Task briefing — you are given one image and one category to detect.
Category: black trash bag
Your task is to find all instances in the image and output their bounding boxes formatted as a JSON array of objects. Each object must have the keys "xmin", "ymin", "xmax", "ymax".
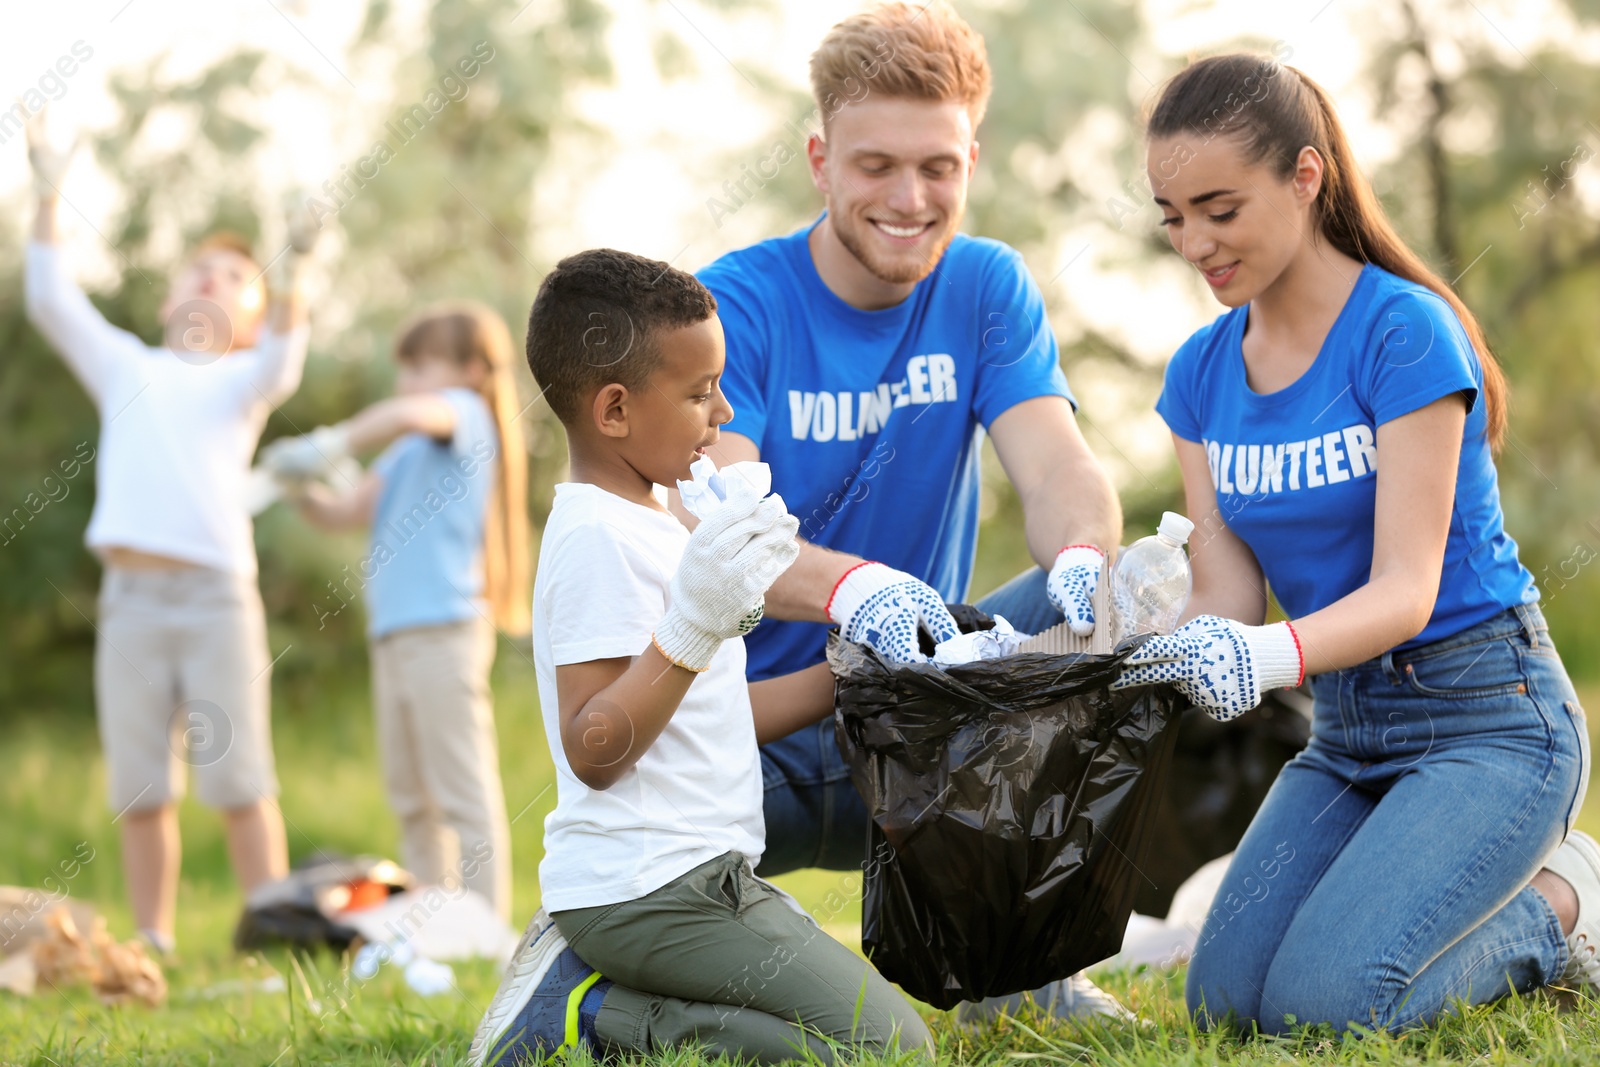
[
  {"xmin": 830, "ymin": 605, "xmax": 1183, "ymax": 1009},
  {"xmin": 1130, "ymin": 686, "xmax": 1312, "ymax": 917},
  {"xmin": 234, "ymin": 853, "xmax": 413, "ymax": 952}
]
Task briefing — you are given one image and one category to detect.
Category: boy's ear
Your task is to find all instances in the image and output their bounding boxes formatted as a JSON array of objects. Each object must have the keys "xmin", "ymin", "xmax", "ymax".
[{"xmin": 592, "ymin": 382, "xmax": 631, "ymax": 439}]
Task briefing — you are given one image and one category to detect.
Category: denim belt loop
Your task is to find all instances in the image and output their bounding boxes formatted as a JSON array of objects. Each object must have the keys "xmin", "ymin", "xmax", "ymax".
[
  {"xmin": 1514, "ymin": 603, "xmax": 1541, "ymax": 648},
  {"xmin": 1380, "ymin": 648, "xmax": 1402, "ymax": 685}
]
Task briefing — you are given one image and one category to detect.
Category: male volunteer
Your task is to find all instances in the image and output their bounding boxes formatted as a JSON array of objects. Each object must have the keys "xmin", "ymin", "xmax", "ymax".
[{"xmin": 690, "ymin": 1, "xmax": 1127, "ymax": 1021}]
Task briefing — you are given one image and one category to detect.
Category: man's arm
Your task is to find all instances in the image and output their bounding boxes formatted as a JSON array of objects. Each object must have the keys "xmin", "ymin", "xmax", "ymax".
[
  {"xmin": 986, "ymin": 395, "xmax": 1122, "ymax": 567},
  {"xmin": 748, "ymin": 663, "xmax": 835, "ymax": 744},
  {"xmin": 669, "ymin": 430, "xmax": 857, "ymax": 623}
]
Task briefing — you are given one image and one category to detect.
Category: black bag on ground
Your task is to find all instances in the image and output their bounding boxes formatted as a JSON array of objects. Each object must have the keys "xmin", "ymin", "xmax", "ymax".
[
  {"xmin": 1130, "ymin": 687, "xmax": 1312, "ymax": 916},
  {"xmin": 233, "ymin": 853, "xmax": 413, "ymax": 952},
  {"xmin": 830, "ymin": 605, "xmax": 1183, "ymax": 1009}
]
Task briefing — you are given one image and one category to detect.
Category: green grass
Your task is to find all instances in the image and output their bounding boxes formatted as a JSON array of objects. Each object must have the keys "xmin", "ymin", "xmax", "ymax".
[{"xmin": 3, "ymin": 654, "xmax": 1599, "ymax": 1064}]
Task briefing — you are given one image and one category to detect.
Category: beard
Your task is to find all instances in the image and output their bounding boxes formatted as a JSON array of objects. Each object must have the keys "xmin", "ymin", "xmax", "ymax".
[{"xmin": 831, "ymin": 204, "xmax": 964, "ymax": 286}]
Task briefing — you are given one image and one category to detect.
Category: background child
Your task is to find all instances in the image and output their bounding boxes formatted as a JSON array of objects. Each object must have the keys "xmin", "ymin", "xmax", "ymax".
[
  {"xmin": 471, "ymin": 248, "xmax": 930, "ymax": 1066},
  {"xmin": 267, "ymin": 301, "xmax": 528, "ymax": 920},
  {"xmin": 23, "ymin": 112, "xmax": 315, "ymax": 955}
]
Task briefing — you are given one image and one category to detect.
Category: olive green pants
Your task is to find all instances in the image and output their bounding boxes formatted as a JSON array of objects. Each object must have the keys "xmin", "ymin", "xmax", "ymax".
[{"xmin": 552, "ymin": 851, "xmax": 931, "ymax": 1064}]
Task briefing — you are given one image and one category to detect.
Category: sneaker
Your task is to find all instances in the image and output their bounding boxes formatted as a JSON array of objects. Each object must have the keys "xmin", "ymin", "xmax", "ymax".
[
  {"xmin": 954, "ymin": 971, "xmax": 1135, "ymax": 1027},
  {"xmin": 1545, "ymin": 830, "xmax": 1600, "ymax": 990},
  {"xmin": 469, "ymin": 909, "xmax": 607, "ymax": 1065},
  {"xmin": 138, "ymin": 928, "xmax": 176, "ymax": 959}
]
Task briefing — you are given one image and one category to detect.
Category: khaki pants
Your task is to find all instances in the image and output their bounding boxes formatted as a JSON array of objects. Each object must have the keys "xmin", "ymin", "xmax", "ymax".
[
  {"xmin": 553, "ymin": 851, "xmax": 931, "ymax": 1064},
  {"xmin": 370, "ymin": 617, "xmax": 511, "ymax": 920},
  {"xmin": 95, "ymin": 565, "xmax": 278, "ymax": 813}
]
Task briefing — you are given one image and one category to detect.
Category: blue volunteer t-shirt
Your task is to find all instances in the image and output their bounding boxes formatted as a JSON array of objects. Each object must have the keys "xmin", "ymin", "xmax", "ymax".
[
  {"xmin": 365, "ymin": 387, "xmax": 500, "ymax": 638},
  {"xmin": 1156, "ymin": 264, "xmax": 1536, "ymax": 650},
  {"xmin": 699, "ymin": 215, "xmax": 1074, "ymax": 681}
]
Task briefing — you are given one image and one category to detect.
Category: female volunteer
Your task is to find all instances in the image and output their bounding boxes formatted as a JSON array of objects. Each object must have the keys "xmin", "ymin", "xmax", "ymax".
[{"xmin": 1113, "ymin": 53, "xmax": 1597, "ymax": 1032}]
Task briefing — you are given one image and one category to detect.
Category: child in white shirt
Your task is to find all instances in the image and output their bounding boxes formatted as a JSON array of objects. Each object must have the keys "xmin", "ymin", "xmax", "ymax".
[
  {"xmin": 23, "ymin": 113, "xmax": 314, "ymax": 954},
  {"xmin": 470, "ymin": 249, "xmax": 930, "ymax": 1065}
]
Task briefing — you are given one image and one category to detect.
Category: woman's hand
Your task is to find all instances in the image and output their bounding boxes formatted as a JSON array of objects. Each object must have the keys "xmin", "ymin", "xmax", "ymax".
[{"xmin": 1113, "ymin": 615, "xmax": 1304, "ymax": 720}]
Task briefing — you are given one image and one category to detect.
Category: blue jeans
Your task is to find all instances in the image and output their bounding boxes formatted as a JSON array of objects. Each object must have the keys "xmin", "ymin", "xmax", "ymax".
[
  {"xmin": 756, "ymin": 566, "xmax": 1057, "ymax": 876},
  {"xmin": 1186, "ymin": 602, "xmax": 1591, "ymax": 1033}
]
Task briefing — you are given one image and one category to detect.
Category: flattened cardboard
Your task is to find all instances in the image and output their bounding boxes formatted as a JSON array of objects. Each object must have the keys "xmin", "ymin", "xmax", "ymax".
[{"xmin": 1015, "ymin": 559, "xmax": 1114, "ymax": 655}]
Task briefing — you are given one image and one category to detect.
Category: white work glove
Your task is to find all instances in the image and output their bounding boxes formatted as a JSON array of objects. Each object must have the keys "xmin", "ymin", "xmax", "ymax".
[
  {"xmin": 260, "ymin": 424, "xmax": 353, "ymax": 484},
  {"xmin": 1046, "ymin": 544, "xmax": 1104, "ymax": 637},
  {"xmin": 827, "ymin": 562, "xmax": 961, "ymax": 664},
  {"xmin": 1111, "ymin": 615, "xmax": 1304, "ymax": 721},
  {"xmin": 25, "ymin": 107, "xmax": 77, "ymax": 199},
  {"xmin": 653, "ymin": 495, "xmax": 800, "ymax": 672},
  {"xmin": 267, "ymin": 192, "xmax": 321, "ymax": 296}
]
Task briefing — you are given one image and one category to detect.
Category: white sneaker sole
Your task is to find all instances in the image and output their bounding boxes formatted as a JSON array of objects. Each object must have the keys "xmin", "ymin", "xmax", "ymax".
[
  {"xmin": 468, "ymin": 909, "xmax": 565, "ymax": 1066},
  {"xmin": 1550, "ymin": 831, "xmax": 1600, "ymax": 989}
]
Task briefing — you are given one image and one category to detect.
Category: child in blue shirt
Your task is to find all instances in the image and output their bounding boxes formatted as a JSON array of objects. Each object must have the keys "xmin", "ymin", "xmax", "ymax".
[
  {"xmin": 1114, "ymin": 53, "xmax": 1597, "ymax": 1033},
  {"xmin": 269, "ymin": 301, "xmax": 529, "ymax": 920}
]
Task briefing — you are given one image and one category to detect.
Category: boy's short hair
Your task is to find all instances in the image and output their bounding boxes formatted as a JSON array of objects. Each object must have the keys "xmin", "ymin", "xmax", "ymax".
[
  {"xmin": 526, "ymin": 249, "xmax": 718, "ymax": 425},
  {"xmin": 810, "ymin": 1, "xmax": 992, "ymax": 129},
  {"xmin": 189, "ymin": 230, "xmax": 260, "ymax": 270}
]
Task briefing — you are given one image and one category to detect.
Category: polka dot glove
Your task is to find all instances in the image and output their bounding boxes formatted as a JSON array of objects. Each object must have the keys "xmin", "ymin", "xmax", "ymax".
[
  {"xmin": 827, "ymin": 562, "xmax": 961, "ymax": 664},
  {"xmin": 1111, "ymin": 615, "xmax": 1304, "ymax": 721},
  {"xmin": 653, "ymin": 494, "xmax": 800, "ymax": 672},
  {"xmin": 1046, "ymin": 545, "xmax": 1104, "ymax": 637}
]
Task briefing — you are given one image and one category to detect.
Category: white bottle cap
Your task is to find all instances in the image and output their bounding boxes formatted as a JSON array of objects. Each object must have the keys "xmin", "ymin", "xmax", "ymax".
[{"xmin": 1158, "ymin": 511, "xmax": 1195, "ymax": 545}]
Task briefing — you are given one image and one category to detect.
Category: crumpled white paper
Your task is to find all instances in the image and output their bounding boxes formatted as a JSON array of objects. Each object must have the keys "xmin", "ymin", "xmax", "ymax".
[
  {"xmin": 676, "ymin": 455, "xmax": 773, "ymax": 520},
  {"xmin": 931, "ymin": 614, "xmax": 1028, "ymax": 668},
  {"xmin": 349, "ymin": 937, "xmax": 458, "ymax": 996},
  {"xmin": 340, "ymin": 887, "xmax": 518, "ymax": 963}
]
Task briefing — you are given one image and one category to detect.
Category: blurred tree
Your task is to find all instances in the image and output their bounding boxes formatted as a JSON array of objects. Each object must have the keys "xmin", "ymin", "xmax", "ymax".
[
  {"xmin": 0, "ymin": 0, "xmax": 747, "ymax": 713},
  {"xmin": 0, "ymin": 0, "xmax": 790, "ymax": 714},
  {"xmin": 1361, "ymin": 0, "xmax": 1600, "ymax": 671}
]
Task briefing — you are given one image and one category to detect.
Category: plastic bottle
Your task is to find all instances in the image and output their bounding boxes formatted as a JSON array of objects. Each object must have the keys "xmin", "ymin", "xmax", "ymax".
[{"xmin": 1109, "ymin": 511, "xmax": 1194, "ymax": 644}]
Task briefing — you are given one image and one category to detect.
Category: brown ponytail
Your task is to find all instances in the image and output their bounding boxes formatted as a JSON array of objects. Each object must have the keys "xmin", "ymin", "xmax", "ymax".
[
  {"xmin": 1148, "ymin": 55, "xmax": 1508, "ymax": 449},
  {"xmin": 396, "ymin": 301, "xmax": 532, "ymax": 635}
]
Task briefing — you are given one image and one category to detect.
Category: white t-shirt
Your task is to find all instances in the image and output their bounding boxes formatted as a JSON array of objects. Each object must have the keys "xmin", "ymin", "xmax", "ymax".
[
  {"xmin": 533, "ymin": 481, "xmax": 764, "ymax": 913},
  {"xmin": 25, "ymin": 243, "xmax": 310, "ymax": 576}
]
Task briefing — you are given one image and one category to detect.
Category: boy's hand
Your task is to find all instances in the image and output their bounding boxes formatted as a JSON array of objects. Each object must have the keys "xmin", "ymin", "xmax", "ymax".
[
  {"xmin": 653, "ymin": 494, "xmax": 800, "ymax": 672},
  {"xmin": 267, "ymin": 192, "xmax": 321, "ymax": 297},
  {"xmin": 284, "ymin": 192, "xmax": 321, "ymax": 255},
  {"xmin": 25, "ymin": 106, "xmax": 76, "ymax": 199}
]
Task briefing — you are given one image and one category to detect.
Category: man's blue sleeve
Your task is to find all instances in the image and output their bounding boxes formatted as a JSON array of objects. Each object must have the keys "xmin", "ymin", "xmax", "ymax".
[
  {"xmin": 699, "ymin": 262, "xmax": 772, "ymax": 445},
  {"xmin": 971, "ymin": 245, "xmax": 1075, "ymax": 428}
]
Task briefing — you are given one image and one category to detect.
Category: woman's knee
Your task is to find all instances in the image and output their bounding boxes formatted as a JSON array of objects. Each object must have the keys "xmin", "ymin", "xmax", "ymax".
[
  {"xmin": 1185, "ymin": 969, "xmax": 1261, "ymax": 1032},
  {"xmin": 1257, "ymin": 960, "xmax": 1385, "ymax": 1035}
]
